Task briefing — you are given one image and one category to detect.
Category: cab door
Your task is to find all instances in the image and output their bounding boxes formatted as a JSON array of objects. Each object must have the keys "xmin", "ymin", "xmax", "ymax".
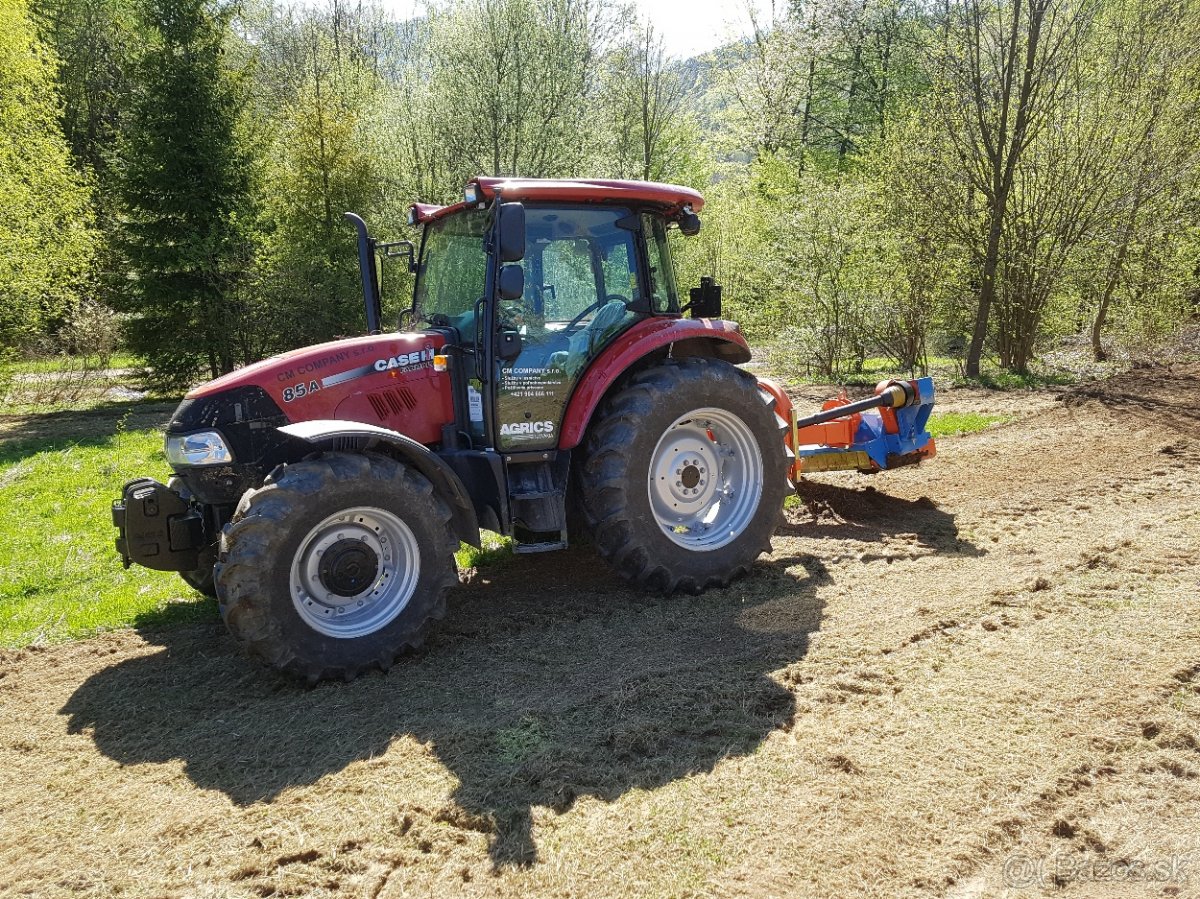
[{"xmin": 494, "ymin": 206, "xmax": 643, "ymax": 452}]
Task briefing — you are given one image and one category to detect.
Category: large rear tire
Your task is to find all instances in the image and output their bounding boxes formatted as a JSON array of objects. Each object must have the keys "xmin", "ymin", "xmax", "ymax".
[
  {"xmin": 580, "ymin": 357, "xmax": 788, "ymax": 594},
  {"xmin": 214, "ymin": 452, "xmax": 458, "ymax": 682}
]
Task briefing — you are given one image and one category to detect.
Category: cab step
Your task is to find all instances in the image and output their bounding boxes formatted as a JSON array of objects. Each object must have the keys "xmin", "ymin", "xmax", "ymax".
[{"xmin": 513, "ymin": 539, "xmax": 568, "ymax": 554}]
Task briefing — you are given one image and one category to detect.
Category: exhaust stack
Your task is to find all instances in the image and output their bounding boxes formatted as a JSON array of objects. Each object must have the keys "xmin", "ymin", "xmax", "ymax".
[{"xmin": 344, "ymin": 212, "xmax": 383, "ymax": 335}]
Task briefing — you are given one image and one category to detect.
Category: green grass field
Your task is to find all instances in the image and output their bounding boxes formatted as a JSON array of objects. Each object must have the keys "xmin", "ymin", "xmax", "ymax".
[
  {"xmin": 0, "ymin": 413, "xmax": 521, "ymax": 648},
  {"xmin": 0, "ymin": 424, "xmax": 215, "ymax": 648},
  {"xmin": 2, "ymin": 352, "xmax": 142, "ymax": 375},
  {"xmin": 926, "ymin": 411, "xmax": 1011, "ymax": 437}
]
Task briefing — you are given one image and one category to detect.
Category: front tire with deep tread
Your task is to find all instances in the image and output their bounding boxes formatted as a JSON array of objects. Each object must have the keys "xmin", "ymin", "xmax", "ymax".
[
  {"xmin": 580, "ymin": 357, "xmax": 788, "ymax": 594},
  {"xmin": 214, "ymin": 452, "xmax": 458, "ymax": 682}
]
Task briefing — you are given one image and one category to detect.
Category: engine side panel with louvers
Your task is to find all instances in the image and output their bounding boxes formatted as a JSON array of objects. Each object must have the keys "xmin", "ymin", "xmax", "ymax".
[{"xmin": 334, "ymin": 382, "xmax": 451, "ymax": 445}]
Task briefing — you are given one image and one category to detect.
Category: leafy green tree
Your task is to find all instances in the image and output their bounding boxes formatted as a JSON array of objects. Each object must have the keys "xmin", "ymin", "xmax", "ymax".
[
  {"xmin": 0, "ymin": 0, "xmax": 97, "ymax": 351},
  {"xmin": 425, "ymin": 0, "xmax": 610, "ymax": 179},
  {"xmin": 929, "ymin": 0, "xmax": 1098, "ymax": 377},
  {"xmin": 35, "ymin": 0, "xmax": 140, "ymax": 315},
  {"xmin": 118, "ymin": 0, "xmax": 258, "ymax": 389},
  {"xmin": 1083, "ymin": 0, "xmax": 1200, "ymax": 360},
  {"xmin": 262, "ymin": 63, "xmax": 381, "ymax": 346},
  {"xmin": 600, "ymin": 22, "xmax": 693, "ymax": 182},
  {"xmin": 34, "ymin": 0, "xmax": 137, "ymax": 187},
  {"xmin": 251, "ymin": 2, "xmax": 398, "ymax": 347}
]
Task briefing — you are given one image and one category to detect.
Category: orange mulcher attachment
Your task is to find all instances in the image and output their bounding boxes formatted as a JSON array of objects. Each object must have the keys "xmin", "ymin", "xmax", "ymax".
[{"xmin": 758, "ymin": 377, "xmax": 937, "ymax": 485}]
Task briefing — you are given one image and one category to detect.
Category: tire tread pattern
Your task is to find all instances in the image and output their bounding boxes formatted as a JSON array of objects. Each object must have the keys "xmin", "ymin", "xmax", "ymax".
[
  {"xmin": 215, "ymin": 452, "xmax": 458, "ymax": 683},
  {"xmin": 580, "ymin": 357, "xmax": 786, "ymax": 596}
]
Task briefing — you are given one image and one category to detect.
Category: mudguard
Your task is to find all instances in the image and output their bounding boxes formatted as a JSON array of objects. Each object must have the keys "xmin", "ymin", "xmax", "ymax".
[
  {"xmin": 557, "ymin": 317, "xmax": 751, "ymax": 450},
  {"xmin": 279, "ymin": 420, "xmax": 480, "ymax": 547}
]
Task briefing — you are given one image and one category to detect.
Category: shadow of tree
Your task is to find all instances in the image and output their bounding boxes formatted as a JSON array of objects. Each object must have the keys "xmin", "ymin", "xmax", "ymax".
[
  {"xmin": 61, "ymin": 548, "xmax": 827, "ymax": 868},
  {"xmin": 1062, "ymin": 364, "xmax": 1200, "ymax": 438},
  {"xmin": 0, "ymin": 399, "xmax": 176, "ymax": 462},
  {"xmin": 780, "ymin": 482, "xmax": 985, "ymax": 557}
]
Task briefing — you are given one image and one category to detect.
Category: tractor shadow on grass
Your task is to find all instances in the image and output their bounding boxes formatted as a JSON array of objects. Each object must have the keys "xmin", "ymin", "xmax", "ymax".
[
  {"xmin": 779, "ymin": 481, "xmax": 984, "ymax": 557},
  {"xmin": 61, "ymin": 549, "xmax": 828, "ymax": 868}
]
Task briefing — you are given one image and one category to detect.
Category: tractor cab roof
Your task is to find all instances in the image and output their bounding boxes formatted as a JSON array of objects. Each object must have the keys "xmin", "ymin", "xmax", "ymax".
[{"xmin": 409, "ymin": 177, "xmax": 705, "ymax": 225}]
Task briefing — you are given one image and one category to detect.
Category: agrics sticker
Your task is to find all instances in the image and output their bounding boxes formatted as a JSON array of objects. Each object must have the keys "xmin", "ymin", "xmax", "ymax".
[{"xmin": 500, "ymin": 420, "xmax": 555, "ymax": 437}]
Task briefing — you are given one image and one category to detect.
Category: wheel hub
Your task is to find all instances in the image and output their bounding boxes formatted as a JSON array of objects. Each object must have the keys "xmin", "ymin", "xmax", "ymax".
[
  {"xmin": 654, "ymin": 441, "xmax": 715, "ymax": 510},
  {"xmin": 647, "ymin": 408, "xmax": 764, "ymax": 552},
  {"xmin": 317, "ymin": 538, "xmax": 380, "ymax": 597},
  {"xmin": 289, "ymin": 507, "xmax": 421, "ymax": 639}
]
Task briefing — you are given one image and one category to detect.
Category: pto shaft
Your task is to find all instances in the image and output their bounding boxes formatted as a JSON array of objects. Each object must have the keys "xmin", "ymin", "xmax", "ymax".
[{"xmin": 792, "ymin": 382, "xmax": 914, "ymax": 431}]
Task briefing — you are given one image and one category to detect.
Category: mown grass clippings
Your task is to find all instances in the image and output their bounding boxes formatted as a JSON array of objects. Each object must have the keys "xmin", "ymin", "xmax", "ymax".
[{"xmin": 2, "ymin": 363, "xmax": 1200, "ymax": 898}]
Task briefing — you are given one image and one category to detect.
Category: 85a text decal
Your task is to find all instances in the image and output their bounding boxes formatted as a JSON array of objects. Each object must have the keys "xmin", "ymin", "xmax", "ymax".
[{"xmin": 282, "ymin": 380, "xmax": 321, "ymax": 403}]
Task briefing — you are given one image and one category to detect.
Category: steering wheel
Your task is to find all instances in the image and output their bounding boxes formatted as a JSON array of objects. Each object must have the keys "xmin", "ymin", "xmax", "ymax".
[{"xmin": 563, "ymin": 294, "xmax": 630, "ymax": 333}]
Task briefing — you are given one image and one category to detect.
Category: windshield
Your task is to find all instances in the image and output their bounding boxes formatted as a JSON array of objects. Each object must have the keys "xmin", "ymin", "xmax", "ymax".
[{"xmin": 413, "ymin": 209, "xmax": 487, "ymax": 324}]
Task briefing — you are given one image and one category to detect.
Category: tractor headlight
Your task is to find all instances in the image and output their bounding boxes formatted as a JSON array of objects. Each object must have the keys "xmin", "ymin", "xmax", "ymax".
[
  {"xmin": 464, "ymin": 182, "xmax": 481, "ymax": 205},
  {"xmin": 165, "ymin": 430, "xmax": 232, "ymax": 467}
]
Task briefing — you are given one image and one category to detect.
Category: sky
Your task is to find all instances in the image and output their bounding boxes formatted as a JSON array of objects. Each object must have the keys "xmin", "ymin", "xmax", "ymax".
[{"xmin": 373, "ymin": 0, "xmax": 766, "ymax": 59}]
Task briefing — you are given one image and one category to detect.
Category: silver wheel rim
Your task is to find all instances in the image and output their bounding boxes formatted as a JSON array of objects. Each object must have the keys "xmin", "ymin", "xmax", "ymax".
[
  {"xmin": 289, "ymin": 506, "xmax": 420, "ymax": 639},
  {"xmin": 648, "ymin": 406, "xmax": 764, "ymax": 551}
]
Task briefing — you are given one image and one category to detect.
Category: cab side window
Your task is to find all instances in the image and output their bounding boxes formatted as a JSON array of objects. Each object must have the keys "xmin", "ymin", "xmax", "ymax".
[
  {"xmin": 540, "ymin": 239, "xmax": 596, "ymax": 321},
  {"xmin": 642, "ymin": 214, "xmax": 679, "ymax": 314}
]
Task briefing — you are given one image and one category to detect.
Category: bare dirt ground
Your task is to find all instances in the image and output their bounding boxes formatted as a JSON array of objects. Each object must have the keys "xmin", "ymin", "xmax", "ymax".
[{"xmin": 2, "ymin": 365, "xmax": 1199, "ymax": 899}]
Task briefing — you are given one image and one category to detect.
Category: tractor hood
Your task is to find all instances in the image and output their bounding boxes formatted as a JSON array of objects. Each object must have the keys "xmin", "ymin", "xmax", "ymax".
[
  {"xmin": 166, "ymin": 331, "xmax": 456, "ymax": 506},
  {"xmin": 184, "ymin": 331, "xmax": 454, "ymax": 445},
  {"xmin": 188, "ymin": 332, "xmax": 445, "ymax": 402}
]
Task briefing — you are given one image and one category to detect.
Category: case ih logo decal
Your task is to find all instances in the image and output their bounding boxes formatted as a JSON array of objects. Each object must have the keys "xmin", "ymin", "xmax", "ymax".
[
  {"xmin": 277, "ymin": 345, "xmax": 436, "ymax": 402},
  {"xmin": 374, "ymin": 348, "xmax": 435, "ymax": 372},
  {"xmin": 500, "ymin": 420, "xmax": 555, "ymax": 437}
]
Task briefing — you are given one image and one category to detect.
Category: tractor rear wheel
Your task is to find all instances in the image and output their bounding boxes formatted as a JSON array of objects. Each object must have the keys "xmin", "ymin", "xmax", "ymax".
[
  {"xmin": 580, "ymin": 357, "xmax": 788, "ymax": 594},
  {"xmin": 214, "ymin": 452, "xmax": 458, "ymax": 682}
]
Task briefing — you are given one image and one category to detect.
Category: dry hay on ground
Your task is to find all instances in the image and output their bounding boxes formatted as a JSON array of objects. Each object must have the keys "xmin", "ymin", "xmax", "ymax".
[{"xmin": 2, "ymin": 365, "xmax": 1199, "ymax": 898}]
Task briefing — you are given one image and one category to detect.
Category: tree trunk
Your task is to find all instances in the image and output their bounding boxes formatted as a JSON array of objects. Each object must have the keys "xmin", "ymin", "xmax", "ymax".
[
  {"xmin": 966, "ymin": 200, "xmax": 1005, "ymax": 377},
  {"xmin": 1092, "ymin": 184, "xmax": 1142, "ymax": 361}
]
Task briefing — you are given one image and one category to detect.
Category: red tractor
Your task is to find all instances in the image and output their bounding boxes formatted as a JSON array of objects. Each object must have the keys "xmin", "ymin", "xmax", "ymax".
[{"xmin": 113, "ymin": 177, "xmax": 935, "ymax": 682}]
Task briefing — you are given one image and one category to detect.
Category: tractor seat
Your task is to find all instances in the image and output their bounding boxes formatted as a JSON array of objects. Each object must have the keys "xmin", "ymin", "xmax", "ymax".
[{"xmin": 547, "ymin": 300, "xmax": 631, "ymax": 378}]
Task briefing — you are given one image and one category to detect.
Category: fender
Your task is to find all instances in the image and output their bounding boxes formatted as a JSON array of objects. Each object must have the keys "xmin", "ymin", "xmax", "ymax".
[
  {"xmin": 557, "ymin": 317, "xmax": 751, "ymax": 450},
  {"xmin": 279, "ymin": 420, "xmax": 480, "ymax": 547}
]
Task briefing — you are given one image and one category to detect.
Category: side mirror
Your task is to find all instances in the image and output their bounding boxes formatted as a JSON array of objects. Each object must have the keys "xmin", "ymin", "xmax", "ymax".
[
  {"xmin": 498, "ymin": 202, "xmax": 525, "ymax": 262},
  {"xmin": 687, "ymin": 276, "xmax": 722, "ymax": 318},
  {"xmin": 498, "ymin": 263, "xmax": 524, "ymax": 300},
  {"xmin": 677, "ymin": 209, "xmax": 701, "ymax": 237}
]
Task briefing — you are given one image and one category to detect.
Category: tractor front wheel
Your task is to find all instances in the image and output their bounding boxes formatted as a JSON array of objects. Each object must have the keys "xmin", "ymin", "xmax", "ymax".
[
  {"xmin": 214, "ymin": 452, "xmax": 458, "ymax": 682},
  {"xmin": 580, "ymin": 357, "xmax": 788, "ymax": 594}
]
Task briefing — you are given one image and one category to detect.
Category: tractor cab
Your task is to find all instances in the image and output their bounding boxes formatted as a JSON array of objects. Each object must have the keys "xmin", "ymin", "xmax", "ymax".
[{"xmin": 396, "ymin": 178, "xmax": 708, "ymax": 457}]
